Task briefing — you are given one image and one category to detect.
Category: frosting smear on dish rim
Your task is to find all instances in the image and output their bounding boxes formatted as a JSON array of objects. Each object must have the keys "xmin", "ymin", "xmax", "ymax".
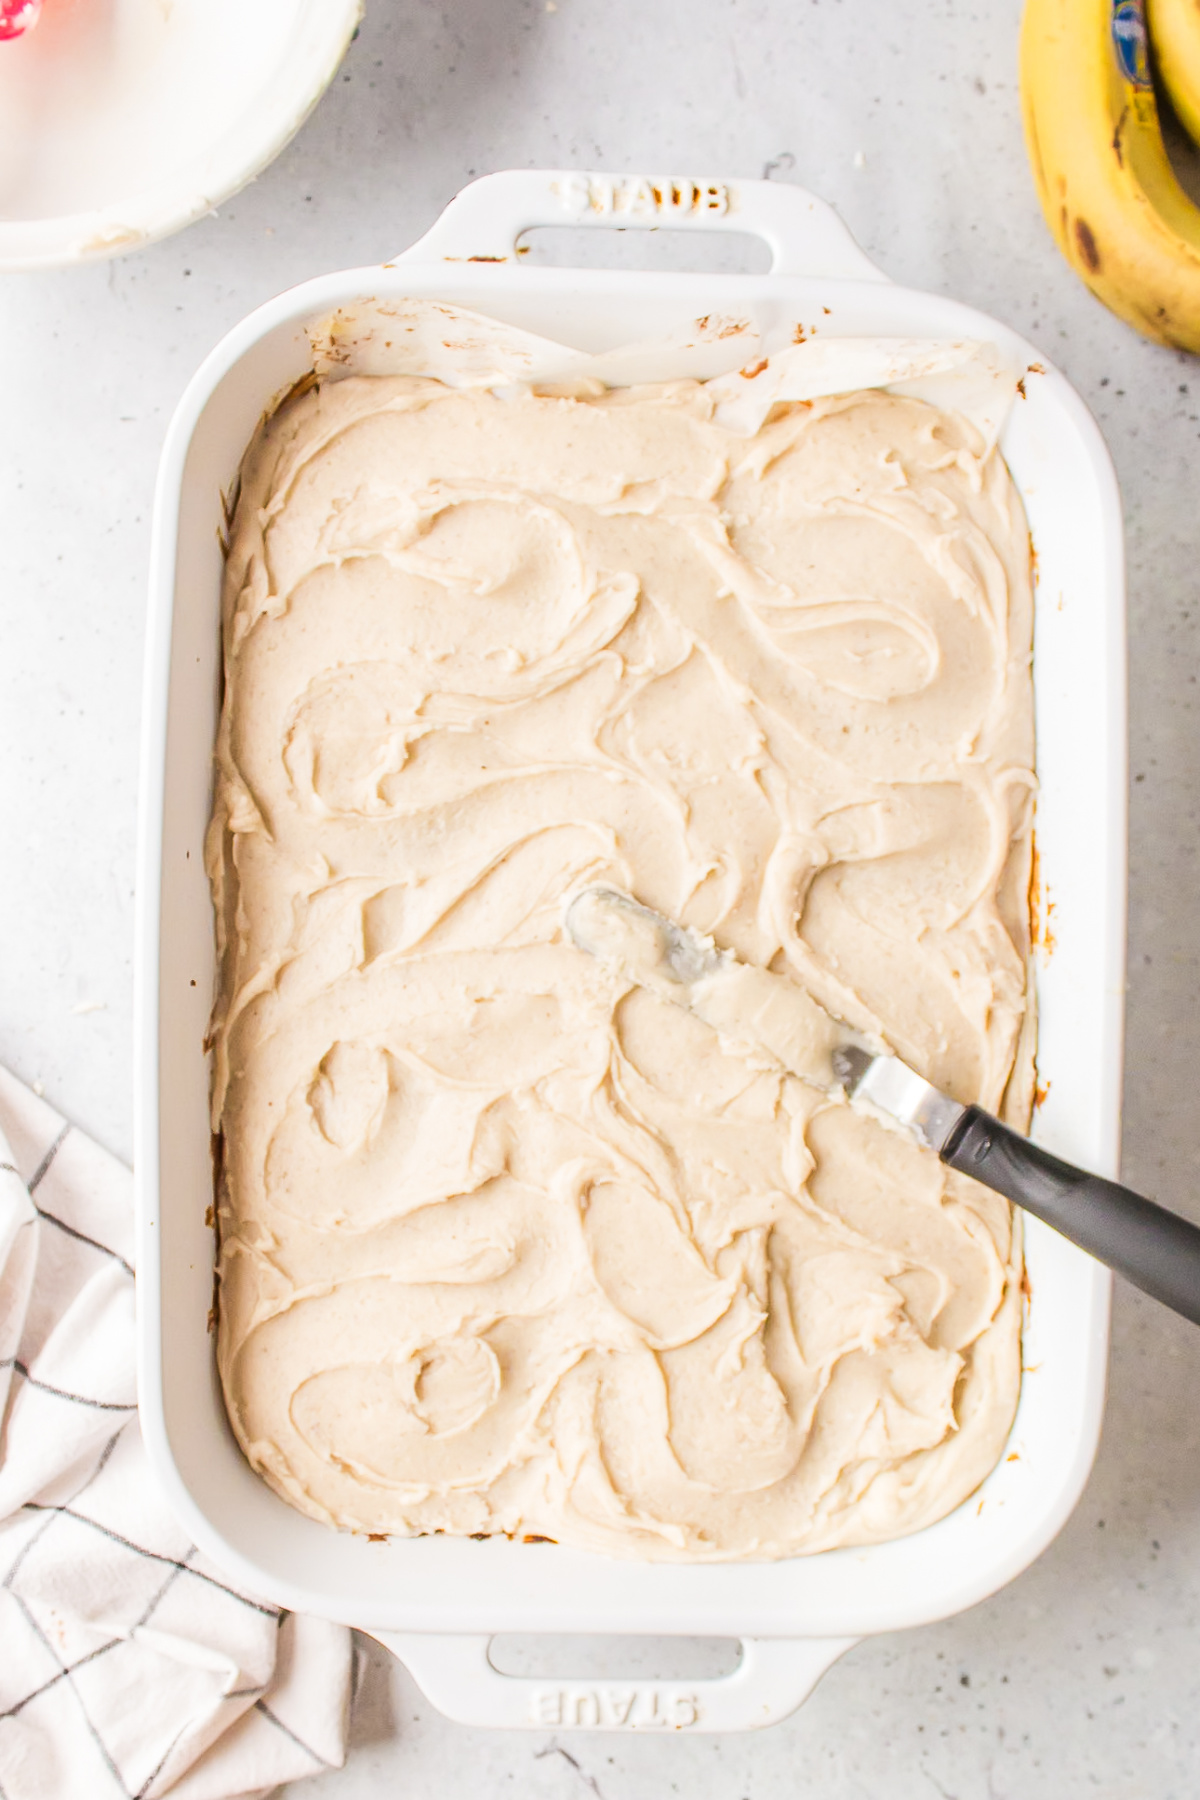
[{"xmin": 207, "ymin": 367, "xmax": 1035, "ymax": 1561}]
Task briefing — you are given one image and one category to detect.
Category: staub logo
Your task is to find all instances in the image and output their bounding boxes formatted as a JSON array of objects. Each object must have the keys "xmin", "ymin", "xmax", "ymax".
[
  {"xmin": 553, "ymin": 174, "xmax": 731, "ymax": 219},
  {"xmin": 530, "ymin": 1686, "xmax": 701, "ymax": 1728}
]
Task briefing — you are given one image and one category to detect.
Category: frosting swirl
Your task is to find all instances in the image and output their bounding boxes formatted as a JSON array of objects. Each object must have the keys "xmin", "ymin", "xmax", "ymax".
[{"xmin": 208, "ymin": 375, "xmax": 1034, "ymax": 1558}]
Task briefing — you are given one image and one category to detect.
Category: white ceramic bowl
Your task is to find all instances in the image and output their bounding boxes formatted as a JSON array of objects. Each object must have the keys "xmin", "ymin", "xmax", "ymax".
[
  {"xmin": 0, "ymin": 0, "xmax": 361, "ymax": 270},
  {"xmin": 136, "ymin": 172, "xmax": 1125, "ymax": 1733}
]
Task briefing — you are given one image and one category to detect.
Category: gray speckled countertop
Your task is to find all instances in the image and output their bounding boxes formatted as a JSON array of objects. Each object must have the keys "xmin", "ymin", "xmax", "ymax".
[{"xmin": 2, "ymin": 1, "xmax": 1199, "ymax": 1793}]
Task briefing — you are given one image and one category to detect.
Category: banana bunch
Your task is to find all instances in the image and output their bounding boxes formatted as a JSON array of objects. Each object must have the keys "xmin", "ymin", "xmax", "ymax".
[{"xmin": 1021, "ymin": 0, "xmax": 1200, "ymax": 349}]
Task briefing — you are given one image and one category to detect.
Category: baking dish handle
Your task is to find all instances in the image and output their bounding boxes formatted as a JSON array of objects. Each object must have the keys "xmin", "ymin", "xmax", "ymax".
[
  {"xmin": 368, "ymin": 1631, "xmax": 859, "ymax": 1732},
  {"xmin": 394, "ymin": 169, "xmax": 888, "ymax": 281}
]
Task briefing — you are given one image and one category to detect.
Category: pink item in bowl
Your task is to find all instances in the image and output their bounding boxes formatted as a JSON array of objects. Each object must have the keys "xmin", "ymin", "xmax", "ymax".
[{"xmin": 0, "ymin": 0, "xmax": 41, "ymax": 41}]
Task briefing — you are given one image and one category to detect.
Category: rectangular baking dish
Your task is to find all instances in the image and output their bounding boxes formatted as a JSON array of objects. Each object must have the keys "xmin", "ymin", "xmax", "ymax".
[{"xmin": 135, "ymin": 170, "xmax": 1125, "ymax": 1733}]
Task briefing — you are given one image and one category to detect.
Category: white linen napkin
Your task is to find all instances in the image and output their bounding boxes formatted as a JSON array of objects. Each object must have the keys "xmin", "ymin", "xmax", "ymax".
[{"xmin": 0, "ymin": 1065, "xmax": 353, "ymax": 1800}]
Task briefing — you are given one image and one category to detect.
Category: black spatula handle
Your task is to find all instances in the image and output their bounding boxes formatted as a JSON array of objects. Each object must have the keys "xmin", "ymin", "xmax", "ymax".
[{"xmin": 941, "ymin": 1106, "xmax": 1200, "ymax": 1326}]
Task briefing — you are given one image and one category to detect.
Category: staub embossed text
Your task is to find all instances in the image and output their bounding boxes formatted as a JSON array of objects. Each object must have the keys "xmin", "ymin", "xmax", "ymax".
[
  {"xmin": 554, "ymin": 174, "xmax": 730, "ymax": 218},
  {"xmin": 530, "ymin": 1686, "xmax": 702, "ymax": 1728}
]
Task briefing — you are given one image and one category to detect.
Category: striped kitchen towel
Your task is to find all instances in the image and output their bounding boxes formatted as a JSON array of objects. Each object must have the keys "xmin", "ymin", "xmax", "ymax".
[{"xmin": 0, "ymin": 1066, "xmax": 352, "ymax": 1800}]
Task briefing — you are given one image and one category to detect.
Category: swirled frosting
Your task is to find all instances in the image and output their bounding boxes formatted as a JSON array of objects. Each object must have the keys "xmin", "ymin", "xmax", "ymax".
[{"xmin": 208, "ymin": 373, "xmax": 1034, "ymax": 1559}]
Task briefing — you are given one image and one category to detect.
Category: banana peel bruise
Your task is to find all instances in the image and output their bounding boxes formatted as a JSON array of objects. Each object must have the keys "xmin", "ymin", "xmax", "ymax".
[{"xmin": 1021, "ymin": 0, "xmax": 1200, "ymax": 350}]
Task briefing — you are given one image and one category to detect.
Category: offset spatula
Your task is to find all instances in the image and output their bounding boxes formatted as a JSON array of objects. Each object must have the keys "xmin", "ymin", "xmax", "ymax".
[{"xmin": 565, "ymin": 885, "xmax": 1200, "ymax": 1327}]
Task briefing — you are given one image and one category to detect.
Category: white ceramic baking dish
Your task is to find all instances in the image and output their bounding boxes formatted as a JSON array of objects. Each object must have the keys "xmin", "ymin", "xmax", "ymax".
[{"xmin": 136, "ymin": 171, "xmax": 1125, "ymax": 1733}]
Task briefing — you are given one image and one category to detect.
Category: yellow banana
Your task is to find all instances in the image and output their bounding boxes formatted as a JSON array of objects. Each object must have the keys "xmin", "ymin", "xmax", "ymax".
[
  {"xmin": 1020, "ymin": 0, "xmax": 1200, "ymax": 350},
  {"xmin": 1148, "ymin": 0, "xmax": 1200, "ymax": 146}
]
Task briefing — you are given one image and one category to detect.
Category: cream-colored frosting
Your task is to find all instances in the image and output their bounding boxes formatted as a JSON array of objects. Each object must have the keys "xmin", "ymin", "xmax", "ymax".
[
  {"xmin": 564, "ymin": 885, "xmax": 849, "ymax": 1090},
  {"xmin": 208, "ymin": 373, "xmax": 1035, "ymax": 1560}
]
